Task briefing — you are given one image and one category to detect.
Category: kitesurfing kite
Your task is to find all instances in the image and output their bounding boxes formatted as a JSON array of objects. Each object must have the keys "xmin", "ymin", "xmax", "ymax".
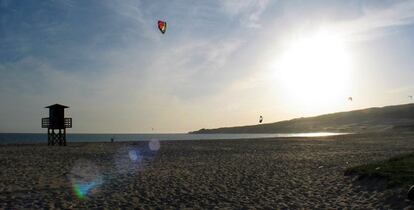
[
  {"xmin": 348, "ymin": 97, "xmax": 353, "ymax": 102},
  {"xmin": 259, "ymin": 116, "xmax": 263, "ymax": 123},
  {"xmin": 158, "ymin": 20, "xmax": 167, "ymax": 34},
  {"xmin": 409, "ymin": 95, "xmax": 413, "ymax": 99}
]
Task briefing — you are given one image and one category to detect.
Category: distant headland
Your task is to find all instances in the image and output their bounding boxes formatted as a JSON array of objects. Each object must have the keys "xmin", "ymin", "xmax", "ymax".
[{"xmin": 190, "ymin": 103, "xmax": 414, "ymax": 134}]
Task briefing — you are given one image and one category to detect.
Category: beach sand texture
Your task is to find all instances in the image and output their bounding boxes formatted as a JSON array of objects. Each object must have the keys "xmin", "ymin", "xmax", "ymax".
[{"xmin": 1, "ymin": 133, "xmax": 414, "ymax": 209}]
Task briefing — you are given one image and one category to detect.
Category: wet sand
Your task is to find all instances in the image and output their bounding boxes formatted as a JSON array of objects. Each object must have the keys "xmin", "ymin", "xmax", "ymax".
[{"xmin": 1, "ymin": 132, "xmax": 414, "ymax": 209}]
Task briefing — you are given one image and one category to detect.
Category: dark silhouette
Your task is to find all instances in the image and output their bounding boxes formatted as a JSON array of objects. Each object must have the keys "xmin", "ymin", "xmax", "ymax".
[
  {"xmin": 42, "ymin": 104, "xmax": 72, "ymax": 146},
  {"xmin": 111, "ymin": 137, "xmax": 114, "ymax": 143}
]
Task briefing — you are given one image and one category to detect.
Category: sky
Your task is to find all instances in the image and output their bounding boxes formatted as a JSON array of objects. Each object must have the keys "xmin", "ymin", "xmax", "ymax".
[{"xmin": 1, "ymin": 0, "xmax": 414, "ymax": 133}]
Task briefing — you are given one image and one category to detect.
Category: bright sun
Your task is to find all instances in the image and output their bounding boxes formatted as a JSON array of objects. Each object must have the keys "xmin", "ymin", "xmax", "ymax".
[{"xmin": 274, "ymin": 29, "xmax": 353, "ymax": 112}]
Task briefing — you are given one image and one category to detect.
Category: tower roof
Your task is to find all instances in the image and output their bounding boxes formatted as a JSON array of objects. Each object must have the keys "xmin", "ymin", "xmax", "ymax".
[{"xmin": 45, "ymin": 104, "xmax": 69, "ymax": 109}]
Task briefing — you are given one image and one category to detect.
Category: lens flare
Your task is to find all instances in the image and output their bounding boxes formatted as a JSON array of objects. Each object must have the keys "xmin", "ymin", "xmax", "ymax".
[
  {"xmin": 73, "ymin": 181, "xmax": 99, "ymax": 199},
  {"xmin": 128, "ymin": 150, "xmax": 140, "ymax": 161},
  {"xmin": 149, "ymin": 139, "xmax": 160, "ymax": 151},
  {"xmin": 114, "ymin": 143, "xmax": 159, "ymax": 174},
  {"xmin": 115, "ymin": 146, "xmax": 145, "ymax": 174},
  {"xmin": 68, "ymin": 160, "xmax": 103, "ymax": 199},
  {"xmin": 73, "ymin": 184, "xmax": 85, "ymax": 199}
]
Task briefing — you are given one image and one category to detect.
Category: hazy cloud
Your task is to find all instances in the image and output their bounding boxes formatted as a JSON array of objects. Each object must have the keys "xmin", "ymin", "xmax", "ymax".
[
  {"xmin": 219, "ymin": 0, "xmax": 269, "ymax": 28},
  {"xmin": 335, "ymin": 1, "xmax": 414, "ymax": 41}
]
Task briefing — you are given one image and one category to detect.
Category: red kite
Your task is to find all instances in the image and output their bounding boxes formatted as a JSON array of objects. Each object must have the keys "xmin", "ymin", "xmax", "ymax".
[{"xmin": 158, "ymin": 20, "xmax": 167, "ymax": 34}]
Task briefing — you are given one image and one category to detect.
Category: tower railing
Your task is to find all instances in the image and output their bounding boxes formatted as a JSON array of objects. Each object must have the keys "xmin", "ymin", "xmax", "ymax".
[
  {"xmin": 64, "ymin": 118, "xmax": 72, "ymax": 128},
  {"xmin": 41, "ymin": 118, "xmax": 72, "ymax": 128},
  {"xmin": 41, "ymin": 118, "xmax": 49, "ymax": 128}
]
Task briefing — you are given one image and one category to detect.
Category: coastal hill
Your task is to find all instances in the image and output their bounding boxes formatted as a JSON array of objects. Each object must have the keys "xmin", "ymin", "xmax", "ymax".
[{"xmin": 190, "ymin": 103, "xmax": 414, "ymax": 134}]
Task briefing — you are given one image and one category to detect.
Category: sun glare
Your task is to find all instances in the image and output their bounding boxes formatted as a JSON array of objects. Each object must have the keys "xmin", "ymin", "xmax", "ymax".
[{"xmin": 274, "ymin": 29, "xmax": 353, "ymax": 112}]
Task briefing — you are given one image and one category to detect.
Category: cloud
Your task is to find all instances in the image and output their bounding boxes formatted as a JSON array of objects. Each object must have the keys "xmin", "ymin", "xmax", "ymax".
[
  {"xmin": 138, "ymin": 36, "xmax": 245, "ymax": 100},
  {"xmin": 104, "ymin": 0, "xmax": 155, "ymax": 40},
  {"xmin": 334, "ymin": 1, "xmax": 414, "ymax": 41},
  {"xmin": 219, "ymin": 0, "xmax": 269, "ymax": 28}
]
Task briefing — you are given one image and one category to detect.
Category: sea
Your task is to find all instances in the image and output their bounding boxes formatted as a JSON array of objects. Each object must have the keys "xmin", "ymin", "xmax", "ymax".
[{"xmin": 0, "ymin": 132, "xmax": 347, "ymax": 144}]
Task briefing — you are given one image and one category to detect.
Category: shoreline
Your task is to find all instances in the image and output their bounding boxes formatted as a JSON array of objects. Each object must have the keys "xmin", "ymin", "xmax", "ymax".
[{"xmin": 0, "ymin": 132, "xmax": 352, "ymax": 145}]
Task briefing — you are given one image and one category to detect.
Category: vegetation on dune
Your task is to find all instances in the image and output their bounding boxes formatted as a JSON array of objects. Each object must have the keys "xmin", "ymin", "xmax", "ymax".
[{"xmin": 345, "ymin": 153, "xmax": 414, "ymax": 187}]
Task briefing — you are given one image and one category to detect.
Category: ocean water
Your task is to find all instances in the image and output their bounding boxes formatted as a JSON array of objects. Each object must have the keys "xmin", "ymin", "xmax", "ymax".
[{"xmin": 0, "ymin": 132, "xmax": 347, "ymax": 144}]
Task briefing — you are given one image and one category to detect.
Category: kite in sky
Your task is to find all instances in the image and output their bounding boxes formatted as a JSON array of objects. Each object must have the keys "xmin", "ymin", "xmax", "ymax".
[
  {"xmin": 348, "ymin": 97, "xmax": 353, "ymax": 101},
  {"xmin": 409, "ymin": 95, "xmax": 413, "ymax": 99},
  {"xmin": 259, "ymin": 116, "xmax": 263, "ymax": 123},
  {"xmin": 158, "ymin": 20, "xmax": 167, "ymax": 34}
]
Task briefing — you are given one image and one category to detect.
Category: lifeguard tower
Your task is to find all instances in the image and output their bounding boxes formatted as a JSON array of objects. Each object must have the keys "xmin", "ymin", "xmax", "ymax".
[{"xmin": 42, "ymin": 104, "xmax": 72, "ymax": 146}]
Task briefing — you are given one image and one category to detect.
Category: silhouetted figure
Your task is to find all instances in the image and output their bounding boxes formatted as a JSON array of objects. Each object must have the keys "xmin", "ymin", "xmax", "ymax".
[
  {"xmin": 42, "ymin": 104, "xmax": 72, "ymax": 146},
  {"xmin": 111, "ymin": 137, "xmax": 114, "ymax": 143},
  {"xmin": 259, "ymin": 115, "xmax": 263, "ymax": 123}
]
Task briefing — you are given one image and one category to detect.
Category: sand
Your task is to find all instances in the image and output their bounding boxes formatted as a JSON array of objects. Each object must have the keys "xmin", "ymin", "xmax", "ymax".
[{"xmin": 1, "ymin": 132, "xmax": 414, "ymax": 209}]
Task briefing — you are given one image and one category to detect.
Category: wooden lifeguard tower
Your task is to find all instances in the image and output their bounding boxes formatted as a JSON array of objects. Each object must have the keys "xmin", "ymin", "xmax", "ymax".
[{"xmin": 42, "ymin": 104, "xmax": 72, "ymax": 146}]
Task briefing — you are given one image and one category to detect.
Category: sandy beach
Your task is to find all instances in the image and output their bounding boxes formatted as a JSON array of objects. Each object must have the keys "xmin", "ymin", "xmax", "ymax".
[{"xmin": 1, "ymin": 133, "xmax": 414, "ymax": 209}]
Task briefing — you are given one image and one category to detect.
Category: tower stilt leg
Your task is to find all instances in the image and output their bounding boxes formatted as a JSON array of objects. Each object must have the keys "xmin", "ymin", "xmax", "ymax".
[{"xmin": 47, "ymin": 128, "xmax": 51, "ymax": 145}]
